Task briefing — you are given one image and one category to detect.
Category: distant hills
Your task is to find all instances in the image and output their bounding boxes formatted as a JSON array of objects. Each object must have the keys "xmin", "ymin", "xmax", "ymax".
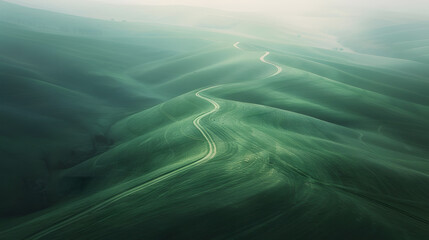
[{"xmin": 1, "ymin": 1, "xmax": 428, "ymax": 239}]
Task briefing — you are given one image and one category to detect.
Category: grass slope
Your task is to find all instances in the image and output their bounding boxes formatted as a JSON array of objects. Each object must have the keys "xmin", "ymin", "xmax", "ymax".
[{"xmin": 1, "ymin": 1, "xmax": 429, "ymax": 240}]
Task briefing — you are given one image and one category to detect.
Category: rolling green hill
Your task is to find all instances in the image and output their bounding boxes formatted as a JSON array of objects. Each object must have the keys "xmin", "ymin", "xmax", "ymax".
[
  {"xmin": 1, "ymin": 1, "xmax": 428, "ymax": 239},
  {"xmin": 337, "ymin": 16, "xmax": 429, "ymax": 64}
]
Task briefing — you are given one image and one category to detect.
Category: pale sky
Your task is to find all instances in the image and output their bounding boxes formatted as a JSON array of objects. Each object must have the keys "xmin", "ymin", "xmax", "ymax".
[
  {"xmin": 5, "ymin": 0, "xmax": 429, "ymax": 15},
  {"xmin": 94, "ymin": 0, "xmax": 429, "ymax": 13},
  {"xmin": 95, "ymin": 0, "xmax": 319, "ymax": 12}
]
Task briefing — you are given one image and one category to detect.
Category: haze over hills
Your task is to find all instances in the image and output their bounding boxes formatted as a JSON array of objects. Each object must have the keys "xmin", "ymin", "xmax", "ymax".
[{"xmin": 1, "ymin": 0, "xmax": 428, "ymax": 239}]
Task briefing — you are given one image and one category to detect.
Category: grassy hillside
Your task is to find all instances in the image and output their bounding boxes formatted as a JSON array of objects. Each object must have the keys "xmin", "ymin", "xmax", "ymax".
[
  {"xmin": 0, "ymin": 22, "xmax": 169, "ymax": 215},
  {"xmin": 1, "ymin": 1, "xmax": 428, "ymax": 240},
  {"xmin": 337, "ymin": 15, "xmax": 429, "ymax": 64}
]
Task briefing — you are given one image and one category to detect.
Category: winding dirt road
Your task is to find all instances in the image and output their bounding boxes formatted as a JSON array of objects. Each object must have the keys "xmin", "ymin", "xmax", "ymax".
[
  {"xmin": 28, "ymin": 87, "xmax": 220, "ymax": 239},
  {"xmin": 233, "ymin": 42, "xmax": 282, "ymax": 77},
  {"xmin": 233, "ymin": 41, "xmax": 241, "ymax": 50},
  {"xmin": 260, "ymin": 51, "xmax": 282, "ymax": 77},
  {"xmin": 193, "ymin": 86, "xmax": 220, "ymax": 162},
  {"xmin": 27, "ymin": 41, "xmax": 283, "ymax": 239}
]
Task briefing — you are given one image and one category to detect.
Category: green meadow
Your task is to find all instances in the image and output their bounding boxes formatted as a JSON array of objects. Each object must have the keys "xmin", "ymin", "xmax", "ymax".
[{"xmin": 0, "ymin": 1, "xmax": 428, "ymax": 239}]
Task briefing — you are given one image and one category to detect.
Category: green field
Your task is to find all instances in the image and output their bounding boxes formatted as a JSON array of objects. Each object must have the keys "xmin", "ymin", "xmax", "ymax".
[{"xmin": 1, "ymin": 1, "xmax": 429, "ymax": 239}]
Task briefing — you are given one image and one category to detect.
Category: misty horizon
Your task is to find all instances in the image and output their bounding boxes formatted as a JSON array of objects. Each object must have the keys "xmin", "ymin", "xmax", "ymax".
[
  {"xmin": 5, "ymin": 0, "xmax": 429, "ymax": 16},
  {"xmin": 1, "ymin": 0, "xmax": 428, "ymax": 239}
]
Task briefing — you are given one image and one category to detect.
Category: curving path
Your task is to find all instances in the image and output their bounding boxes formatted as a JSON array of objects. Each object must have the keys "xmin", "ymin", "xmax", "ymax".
[
  {"xmin": 28, "ymin": 41, "xmax": 282, "ymax": 239},
  {"xmin": 193, "ymin": 86, "xmax": 220, "ymax": 162},
  {"xmin": 233, "ymin": 41, "xmax": 241, "ymax": 50},
  {"xmin": 233, "ymin": 42, "xmax": 282, "ymax": 77},
  {"xmin": 260, "ymin": 51, "xmax": 282, "ymax": 77},
  {"xmin": 28, "ymin": 87, "xmax": 220, "ymax": 239}
]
